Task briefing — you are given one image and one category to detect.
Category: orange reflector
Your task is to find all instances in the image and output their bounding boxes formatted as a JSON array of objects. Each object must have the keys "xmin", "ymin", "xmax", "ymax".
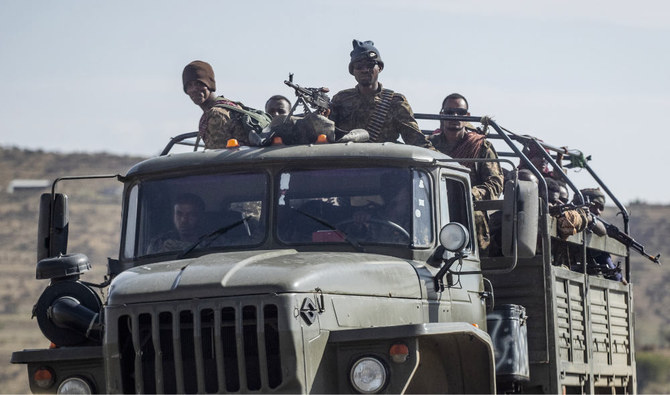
[
  {"xmin": 33, "ymin": 368, "xmax": 54, "ymax": 389},
  {"xmin": 316, "ymin": 134, "xmax": 328, "ymax": 144},
  {"xmin": 272, "ymin": 136, "xmax": 283, "ymax": 145},
  {"xmin": 49, "ymin": 342, "xmax": 57, "ymax": 349},
  {"xmin": 389, "ymin": 343, "xmax": 409, "ymax": 363},
  {"xmin": 226, "ymin": 139, "xmax": 240, "ymax": 148},
  {"xmin": 472, "ymin": 323, "xmax": 479, "ymax": 328}
]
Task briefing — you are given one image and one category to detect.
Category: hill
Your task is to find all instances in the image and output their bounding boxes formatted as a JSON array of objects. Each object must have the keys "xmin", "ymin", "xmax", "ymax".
[
  {"xmin": 0, "ymin": 146, "xmax": 145, "ymax": 393},
  {"xmin": 0, "ymin": 145, "xmax": 668, "ymax": 393}
]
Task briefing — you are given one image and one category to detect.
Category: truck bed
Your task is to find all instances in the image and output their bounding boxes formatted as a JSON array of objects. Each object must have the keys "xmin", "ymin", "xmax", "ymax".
[{"xmin": 485, "ymin": 231, "xmax": 635, "ymax": 393}]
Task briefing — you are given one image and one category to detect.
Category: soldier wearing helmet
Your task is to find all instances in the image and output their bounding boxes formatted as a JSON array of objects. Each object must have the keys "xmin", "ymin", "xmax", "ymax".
[
  {"xmin": 329, "ymin": 40, "xmax": 432, "ymax": 149},
  {"xmin": 582, "ymin": 188, "xmax": 606, "ymax": 215}
]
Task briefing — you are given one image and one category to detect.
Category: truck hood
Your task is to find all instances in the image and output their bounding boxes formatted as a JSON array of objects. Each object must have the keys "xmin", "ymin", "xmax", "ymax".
[{"xmin": 108, "ymin": 249, "xmax": 422, "ymax": 305}]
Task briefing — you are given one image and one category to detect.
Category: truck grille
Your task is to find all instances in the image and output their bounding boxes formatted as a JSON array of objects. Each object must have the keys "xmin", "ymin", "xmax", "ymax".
[{"xmin": 115, "ymin": 301, "xmax": 282, "ymax": 393}]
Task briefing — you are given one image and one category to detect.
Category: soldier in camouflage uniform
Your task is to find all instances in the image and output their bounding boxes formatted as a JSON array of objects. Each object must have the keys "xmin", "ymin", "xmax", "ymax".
[
  {"xmin": 545, "ymin": 177, "xmax": 588, "ymax": 239},
  {"xmin": 329, "ymin": 40, "xmax": 432, "ymax": 149},
  {"xmin": 581, "ymin": 188, "xmax": 626, "ymax": 283},
  {"xmin": 430, "ymin": 93, "xmax": 503, "ymax": 251},
  {"xmin": 182, "ymin": 60, "xmax": 250, "ymax": 148}
]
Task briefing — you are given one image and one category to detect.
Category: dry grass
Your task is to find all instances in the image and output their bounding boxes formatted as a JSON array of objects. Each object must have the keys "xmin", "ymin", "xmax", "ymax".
[{"xmin": 0, "ymin": 146, "xmax": 141, "ymax": 393}]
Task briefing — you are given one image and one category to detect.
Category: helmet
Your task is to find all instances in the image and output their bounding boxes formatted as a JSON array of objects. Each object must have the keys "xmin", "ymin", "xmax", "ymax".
[{"xmin": 348, "ymin": 39, "xmax": 384, "ymax": 74}]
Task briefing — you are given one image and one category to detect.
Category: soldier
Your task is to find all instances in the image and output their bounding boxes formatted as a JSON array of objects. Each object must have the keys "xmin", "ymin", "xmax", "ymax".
[
  {"xmin": 329, "ymin": 40, "xmax": 432, "ymax": 148},
  {"xmin": 182, "ymin": 60, "xmax": 251, "ymax": 148},
  {"xmin": 581, "ymin": 188, "xmax": 626, "ymax": 284},
  {"xmin": 544, "ymin": 177, "xmax": 589, "ymax": 240},
  {"xmin": 431, "ymin": 93, "xmax": 503, "ymax": 201},
  {"xmin": 265, "ymin": 95, "xmax": 292, "ymax": 119},
  {"xmin": 545, "ymin": 177, "xmax": 568, "ymax": 206},
  {"xmin": 148, "ymin": 193, "xmax": 206, "ymax": 254},
  {"xmin": 518, "ymin": 141, "xmax": 565, "ymax": 181},
  {"xmin": 547, "ymin": 179, "xmax": 596, "ymax": 274},
  {"xmin": 430, "ymin": 93, "xmax": 503, "ymax": 251}
]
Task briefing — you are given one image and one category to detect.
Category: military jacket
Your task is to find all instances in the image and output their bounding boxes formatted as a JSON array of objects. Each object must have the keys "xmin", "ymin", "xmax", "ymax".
[
  {"xmin": 430, "ymin": 131, "xmax": 504, "ymax": 201},
  {"xmin": 430, "ymin": 130, "xmax": 504, "ymax": 252},
  {"xmin": 329, "ymin": 84, "xmax": 432, "ymax": 148},
  {"xmin": 199, "ymin": 96, "xmax": 250, "ymax": 148}
]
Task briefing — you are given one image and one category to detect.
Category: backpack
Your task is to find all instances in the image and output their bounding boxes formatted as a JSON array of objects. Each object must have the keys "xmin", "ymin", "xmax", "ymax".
[{"xmin": 213, "ymin": 101, "xmax": 272, "ymax": 135}]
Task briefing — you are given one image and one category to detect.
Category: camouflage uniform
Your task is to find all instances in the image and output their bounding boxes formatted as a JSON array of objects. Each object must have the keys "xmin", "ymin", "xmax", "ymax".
[
  {"xmin": 198, "ymin": 97, "xmax": 250, "ymax": 149},
  {"xmin": 550, "ymin": 201, "xmax": 590, "ymax": 269},
  {"xmin": 329, "ymin": 85, "xmax": 432, "ymax": 148},
  {"xmin": 555, "ymin": 208, "xmax": 589, "ymax": 239},
  {"xmin": 430, "ymin": 130, "xmax": 504, "ymax": 251}
]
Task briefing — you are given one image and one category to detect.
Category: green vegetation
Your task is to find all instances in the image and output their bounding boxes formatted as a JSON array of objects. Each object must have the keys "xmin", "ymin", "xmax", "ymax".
[{"xmin": 637, "ymin": 350, "xmax": 670, "ymax": 394}]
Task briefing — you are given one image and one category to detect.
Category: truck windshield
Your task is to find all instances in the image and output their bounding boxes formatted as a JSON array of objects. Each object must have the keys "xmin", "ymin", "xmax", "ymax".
[
  {"xmin": 276, "ymin": 168, "xmax": 432, "ymax": 247},
  {"xmin": 125, "ymin": 172, "xmax": 268, "ymax": 258}
]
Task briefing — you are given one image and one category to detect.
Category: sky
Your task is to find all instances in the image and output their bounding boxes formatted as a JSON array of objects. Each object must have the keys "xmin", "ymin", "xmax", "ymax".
[{"xmin": 1, "ymin": 0, "xmax": 669, "ymax": 205}]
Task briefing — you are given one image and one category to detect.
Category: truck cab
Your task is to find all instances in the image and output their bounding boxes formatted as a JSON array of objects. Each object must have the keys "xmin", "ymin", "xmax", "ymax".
[{"xmin": 15, "ymin": 140, "xmax": 510, "ymax": 393}]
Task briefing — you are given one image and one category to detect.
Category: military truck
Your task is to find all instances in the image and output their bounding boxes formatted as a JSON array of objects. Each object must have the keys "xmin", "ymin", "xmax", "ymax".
[{"xmin": 12, "ymin": 115, "xmax": 637, "ymax": 394}]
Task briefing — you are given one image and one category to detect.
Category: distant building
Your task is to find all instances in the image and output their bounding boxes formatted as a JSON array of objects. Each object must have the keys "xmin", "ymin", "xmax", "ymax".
[{"xmin": 6, "ymin": 179, "xmax": 50, "ymax": 194}]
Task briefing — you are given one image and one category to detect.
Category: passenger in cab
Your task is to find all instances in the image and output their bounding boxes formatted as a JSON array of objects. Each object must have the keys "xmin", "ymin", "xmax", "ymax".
[{"xmin": 329, "ymin": 39, "xmax": 432, "ymax": 148}]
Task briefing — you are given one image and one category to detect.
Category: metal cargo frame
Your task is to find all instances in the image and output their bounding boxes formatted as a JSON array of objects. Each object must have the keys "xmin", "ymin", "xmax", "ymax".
[{"xmin": 415, "ymin": 113, "xmax": 637, "ymax": 393}]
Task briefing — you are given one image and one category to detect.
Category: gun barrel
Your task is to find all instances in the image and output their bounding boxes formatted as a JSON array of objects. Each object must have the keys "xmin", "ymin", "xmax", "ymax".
[
  {"xmin": 284, "ymin": 80, "xmax": 300, "ymax": 90},
  {"xmin": 639, "ymin": 249, "xmax": 662, "ymax": 265},
  {"xmin": 283, "ymin": 74, "xmax": 331, "ymax": 115},
  {"xmin": 594, "ymin": 217, "xmax": 661, "ymax": 265}
]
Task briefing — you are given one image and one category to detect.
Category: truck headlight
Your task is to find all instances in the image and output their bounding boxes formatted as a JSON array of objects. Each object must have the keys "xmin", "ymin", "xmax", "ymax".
[
  {"xmin": 57, "ymin": 377, "xmax": 92, "ymax": 394},
  {"xmin": 439, "ymin": 222, "xmax": 470, "ymax": 252},
  {"xmin": 350, "ymin": 357, "xmax": 387, "ymax": 393}
]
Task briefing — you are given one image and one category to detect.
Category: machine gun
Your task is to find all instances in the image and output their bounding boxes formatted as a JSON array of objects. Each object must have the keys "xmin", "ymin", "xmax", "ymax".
[
  {"xmin": 284, "ymin": 73, "xmax": 331, "ymax": 116},
  {"xmin": 548, "ymin": 202, "xmax": 589, "ymax": 217},
  {"xmin": 596, "ymin": 217, "xmax": 662, "ymax": 265}
]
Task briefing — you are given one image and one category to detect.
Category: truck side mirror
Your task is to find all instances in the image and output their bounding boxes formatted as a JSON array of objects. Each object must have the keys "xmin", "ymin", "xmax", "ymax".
[
  {"xmin": 37, "ymin": 193, "xmax": 69, "ymax": 261},
  {"xmin": 501, "ymin": 180, "xmax": 538, "ymax": 258}
]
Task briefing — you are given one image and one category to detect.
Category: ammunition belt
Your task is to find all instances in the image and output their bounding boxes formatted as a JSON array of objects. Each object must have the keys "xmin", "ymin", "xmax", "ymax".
[{"xmin": 367, "ymin": 89, "xmax": 394, "ymax": 142}]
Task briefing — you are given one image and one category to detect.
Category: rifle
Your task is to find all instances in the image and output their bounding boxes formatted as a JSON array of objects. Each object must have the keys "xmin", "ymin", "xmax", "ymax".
[
  {"xmin": 284, "ymin": 73, "xmax": 331, "ymax": 116},
  {"xmin": 596, "ymin": 217, "xmax": 661, "ymax": 265},
  {"xmin": 548, "ymin": 202, "xmax": 589, "ymax": 217}
]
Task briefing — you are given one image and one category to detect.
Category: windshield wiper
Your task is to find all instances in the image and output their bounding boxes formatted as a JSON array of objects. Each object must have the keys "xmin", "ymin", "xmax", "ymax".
[
  {"xmin": 177, "ymin": 216, "xmax": 251, "ymax": 259},
  {"xmin": 295, "ymin": 209, "xmax": 365, "ymax": 252}
]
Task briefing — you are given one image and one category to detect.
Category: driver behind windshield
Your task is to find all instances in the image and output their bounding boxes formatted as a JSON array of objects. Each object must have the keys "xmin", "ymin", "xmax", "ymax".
[
  {"xmin": 148, "ymin": 193, "xmax": 206, "ymax": 253},
  {"xmin": 344, "ymin": 174, "xmax": 411, "ymax": 243}
]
